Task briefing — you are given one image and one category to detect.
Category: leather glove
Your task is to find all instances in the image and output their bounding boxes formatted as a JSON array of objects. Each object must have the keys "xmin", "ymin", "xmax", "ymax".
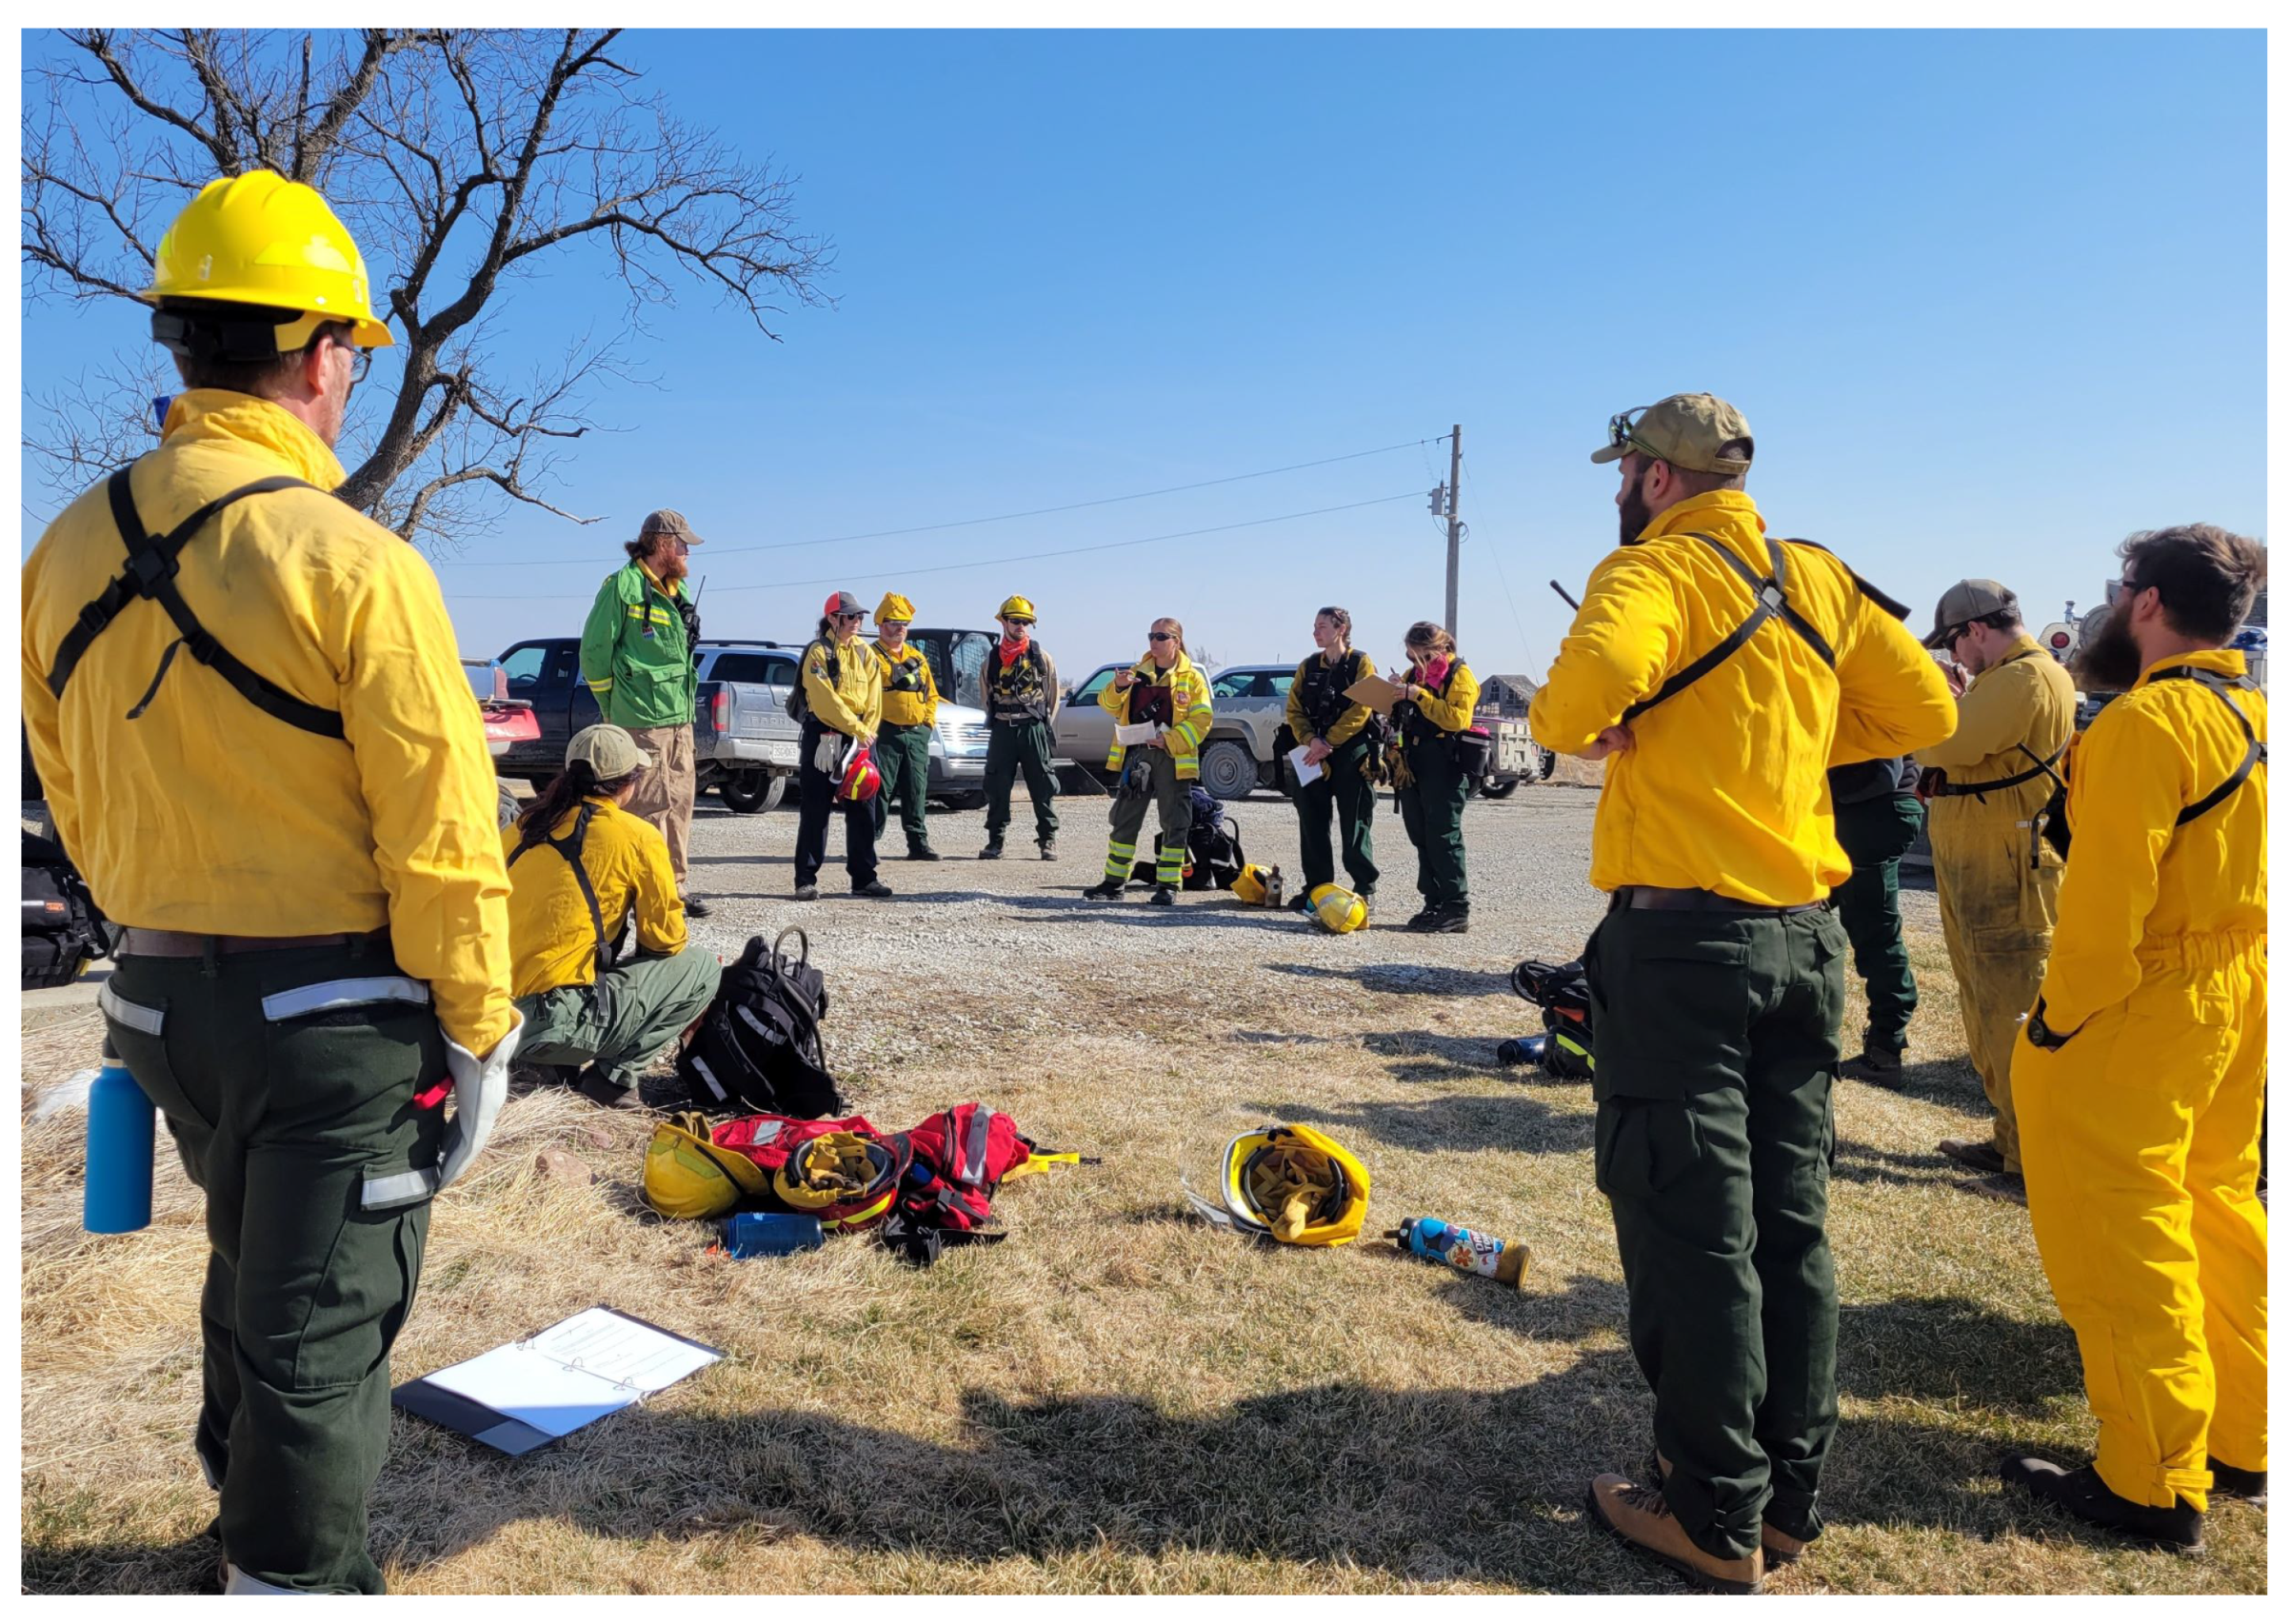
[
  {"xmin": 435, "ymin": 1008, "xmax": 524, "ymax": 1191},
  {"xmin": 813, "ymin": 732, "xmax": 845, "ymax": 776}
]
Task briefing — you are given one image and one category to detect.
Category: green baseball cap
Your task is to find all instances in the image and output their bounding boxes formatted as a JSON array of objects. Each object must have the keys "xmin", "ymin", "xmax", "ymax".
[
  {"xmin": 1591, "ymin": 393, "xmax": 1755, "ymax": 475},
  {"xmin": 567, "ymin": 723, "xmax": 652, "ymax": 779}
]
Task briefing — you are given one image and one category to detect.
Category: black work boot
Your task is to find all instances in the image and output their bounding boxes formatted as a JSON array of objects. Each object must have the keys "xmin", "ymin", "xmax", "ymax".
[
  {"xmin": 1838, "ymin": 1047, "xmax": 1903, "ymax": 1085},
  {"xmin": 2001, "ymin": 1455, "xmax": 2205, "ymax": 1551},
  {"xmin": 1411, "ymin": 901, "xmax": 1469, "ymax": 934},
  {"xmin": 1148, "ymin": 884, "xmax": 1176, "ymax": 906},
  {"xmin": 906, "ymin": 842, "xmax": 941, "ymax": 862},
  {"xmin": 1038, "ymin": 837, "xmax": 1058, "ymax": 862},
  {"xmin": 1083, "ymin": 878, "xmax": 1126, "ymax": 901},
  {"xmin": 682, "ymin": 894, "xmax": 713, "ymax": 920},
  {"xmin": 853, "ymin": 879, "xmax": 893, "ymax": 899},
  {"xmin": 2209, "ymin": 1457, "xmax": 2267, "ymax": 1506},
  {"xmin": 979, "ymin": 837, "xmax": 1006, "ymax": 860}
]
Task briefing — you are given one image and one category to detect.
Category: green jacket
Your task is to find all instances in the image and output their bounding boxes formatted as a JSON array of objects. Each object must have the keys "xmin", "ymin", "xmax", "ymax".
[{"xmin": 580, "ymin": 561, "xmax": 698, "ymax": 729}]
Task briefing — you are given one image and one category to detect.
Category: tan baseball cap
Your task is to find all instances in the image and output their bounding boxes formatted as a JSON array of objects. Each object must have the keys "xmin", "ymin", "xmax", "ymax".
[
  {"xmin": 1590, "ymin": 393, "xmax": 1755, "ymax": 475},
  {"xmin": 639, "ymin": 507, "xmax": 706, "ymax": 546},
  {"xmin": 567, "ymin": 723, "xmax": 652, "ymax": 779},
  {"xmin": 1923, "ymin": 580, "xmax": 2020, "ymax": 648}
]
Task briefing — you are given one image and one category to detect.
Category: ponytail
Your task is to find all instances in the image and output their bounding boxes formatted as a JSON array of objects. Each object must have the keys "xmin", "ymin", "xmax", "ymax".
[{"xmin": 515, "ymin": 762, "xmax": 637, "ymax": 843}]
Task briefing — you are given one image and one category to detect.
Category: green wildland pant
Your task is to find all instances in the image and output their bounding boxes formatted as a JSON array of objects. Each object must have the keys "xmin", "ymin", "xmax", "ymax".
[
  {"xmin": 1103, "ymin": 746, "xmax": 1191, "ymax": 886},
  {"xmin": 984, "ymin": 718, "xmax": 1059, "ymax": 842},
  {"xmin": 873, "ymin": 719, "xmax": 932, "ymax": 848},
  {"xmin": 1829, "ymin": 792, "xmax": 1923, "ymax": 1058},
  {"xmin": 1295, "ymin": 735, "xmax": 1379, "ymax": 894},
  {"xmin": 103, "ymin": 937, "xmax": 448, "ymax": 1594},
  {"xmin": 1585, "ymin": 901, "xmax": 1848, "ymax": 1562},
  {"xmin": 515, "ymin": 942, "xmax": 721, "ymax": 1091},
  {"xmin": 1396, "ymin": 737, "xmax": 1467, "ymax": 906}
]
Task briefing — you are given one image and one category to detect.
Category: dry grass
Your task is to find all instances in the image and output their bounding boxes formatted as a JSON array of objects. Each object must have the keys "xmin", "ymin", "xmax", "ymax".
[{"xmin": 18, "ymin": 917, "xmax": 2268, "ymax": 1595}]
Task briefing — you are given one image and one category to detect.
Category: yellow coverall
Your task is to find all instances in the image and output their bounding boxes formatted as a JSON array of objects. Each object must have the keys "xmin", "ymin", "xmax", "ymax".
[
  {"xmin": 2014, "ymin": 648, "xmax": 2266, "ymax": 1514},
  {"xmin": 1916, "ymin": 637, "xmax": 2075, "ymax": 1171}
]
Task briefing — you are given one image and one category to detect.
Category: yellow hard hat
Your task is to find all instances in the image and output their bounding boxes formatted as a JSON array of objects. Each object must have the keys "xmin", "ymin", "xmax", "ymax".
[
  {"xmin": 642, "ymin": 1114, "xmax": 768, "ymax": 1220},
  {"xmin": 771, "ymin": 1132, "xmax": 902, "ymax": 1229},
  {"xmin": 1308, "ymin": 883, "xmax": 1369, "ymax": 934},
  {"xmin": 997, "ymin": 594, "xmax": 1037, "ymax": 623},
  {"xmin": 876, "ymin": 592, "xmax": 915, "ymax": 624},
  {"xmin": 142, "ymin": 171, "xmax": 393, "ymax": 350},
  {"xmin": 1184, "ymin": 1123, "xmax": 1370, "ymax": 1247}
]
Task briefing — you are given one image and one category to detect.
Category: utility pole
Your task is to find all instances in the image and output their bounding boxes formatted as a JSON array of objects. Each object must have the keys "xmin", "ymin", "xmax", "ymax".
[{"xmin": 1444, "ymin": 424, "xmax": 1463, "ymax": 636}]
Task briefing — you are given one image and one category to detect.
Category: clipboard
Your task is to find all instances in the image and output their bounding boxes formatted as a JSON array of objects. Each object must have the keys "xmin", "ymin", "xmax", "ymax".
[
  {"xmin": 392, "ymin": 1305, "xmax": 724, "ymax": 1456},
  {"xmin": 1343, "ymin": 673, "xmax": 1407, "ymax": 716}
]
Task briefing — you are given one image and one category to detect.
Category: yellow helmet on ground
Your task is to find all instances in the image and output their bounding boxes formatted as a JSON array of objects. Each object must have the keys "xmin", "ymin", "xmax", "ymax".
[
  {"xmin": 142, "ymin": 171, "xmax": 393, "ymax": 351},
  {"xmin": 876, "ymin": 592, "xmax": 916, "ymax": 624},
  {"xmin": 643, "ymin": 1114, "xmax": 768, "ymax": 1220},
  {"xmin": 771, "ymin": 1131, "xmax": 903, "ymax": 1230},
  {"xmin": 1183, "ymin": 1123, "xmax": 1370, "ymax": 1247},
  {"xmin": 1308, "ymin": 883, "xmax": 1369, "ymax": 934},
  {"xmin": 997, "ymin": 594, "xmax": 1037, "ymax": 623},
  {"xmin": 1232, "ymin": 862, "xmax": 1284, "ymax": 907}
]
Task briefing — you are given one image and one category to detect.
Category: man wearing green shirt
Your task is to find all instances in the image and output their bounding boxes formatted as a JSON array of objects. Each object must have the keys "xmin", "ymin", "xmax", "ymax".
[{"xmin": 581, "ymin": 509, "xmax": 710, "ymax": 916}]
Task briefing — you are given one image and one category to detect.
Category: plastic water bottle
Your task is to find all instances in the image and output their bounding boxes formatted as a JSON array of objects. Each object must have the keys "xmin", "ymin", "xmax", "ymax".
[
  {"xmin": 1496, "ymin": 1035, "xmax": 1551, "ymax": 1068},
  {"xmin": 1388, "ymin": 1216, "xmax": 1529, "ymax": 1288},
  {"xmin": 723, "ymin": 1211, "xmax": 825, "ymax": 1258},
  {"xmin": 84, "ymin": 1039, "xmax": 156, "ymax": 1235}
]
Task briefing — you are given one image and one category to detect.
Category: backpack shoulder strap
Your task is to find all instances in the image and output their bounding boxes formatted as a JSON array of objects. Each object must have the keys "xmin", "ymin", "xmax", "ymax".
[
  {"xmin": 1623, "ymin": 533, "xmax": 1835, "ymax": 723},
  {"xmin": 47, "ymin": 463, "xmax": 342, "ymax": 739},
  {"xmin": 2149, "ymin": 666, "xmax": 2267, "ymax": 826},
  {"xmin": 509, "ymin": 802, "xmax": 614, "ymax": 974}
]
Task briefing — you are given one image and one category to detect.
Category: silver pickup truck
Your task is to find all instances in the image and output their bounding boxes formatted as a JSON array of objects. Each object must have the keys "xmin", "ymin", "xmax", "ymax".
[{"xmin": 690, "ymin": 641, "xmax": 991, "ymax": 813}]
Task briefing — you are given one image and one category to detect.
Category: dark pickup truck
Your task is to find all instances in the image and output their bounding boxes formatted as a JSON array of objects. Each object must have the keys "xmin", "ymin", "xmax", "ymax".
[{"xmin": 491, "ymin": 637, "xmax": 804, "ymax": 814}]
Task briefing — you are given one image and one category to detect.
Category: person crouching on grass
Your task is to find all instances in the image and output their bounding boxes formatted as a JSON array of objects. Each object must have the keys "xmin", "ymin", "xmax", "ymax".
[
  {"xmin": 503, "ymin": 724, "xmax": 721, "ymax": 1108},
  {"xmin": 1084, "ymin": 617, "xmax": 1215, "ymax": 906}
]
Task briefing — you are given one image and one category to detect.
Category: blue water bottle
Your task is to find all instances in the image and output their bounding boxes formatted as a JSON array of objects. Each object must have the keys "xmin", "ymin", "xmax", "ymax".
[
  {"xmin": 723, "ymin": 1211, "xmax": 825, "ymax": 1258},
  {"xmin": 84, "ymin": 1037, "xmax": 156, "ymax": 1234}
]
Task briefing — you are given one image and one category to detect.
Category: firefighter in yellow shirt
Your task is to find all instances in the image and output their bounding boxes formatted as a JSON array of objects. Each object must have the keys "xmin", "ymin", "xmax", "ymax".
[
  {"xmin": 1913, "ymin": 580, "xmax": 2077, "ymax": 1199},
  {"xmin": 1531, "ymin": 393, "xmax": 1955, "ymax": 1593},
  {"xmin": 793, "ymin": 590, "xmax": 890, "ymax": 901},
  {"xmin": 1390, "ymin": 622, "xmax": 1482, "ymax": 932},
  {"xmin": 502, "ymin": 725, "xmax": 720, "ymax": 1107},
  {"xmin": 18, "ymin": 172, "xmax": 519, "ymax": 1594},
  {"xmin": 2001, "ymin": 525, "xmax": 2267, "ymax": 1552},
  {"xmin": 871, "ymin": 591, "xmax": 944, "ymax": 861}
]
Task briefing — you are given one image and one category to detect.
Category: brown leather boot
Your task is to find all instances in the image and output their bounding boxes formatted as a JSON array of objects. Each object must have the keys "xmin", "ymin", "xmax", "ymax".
[
  {"xmin": 1651, "ymin": 1450, "xmax": 1814, "ymax": 1565},
  {"xmin": 1588, "ymin": 1473, "xmax": 1764, "ymax": 1594}
]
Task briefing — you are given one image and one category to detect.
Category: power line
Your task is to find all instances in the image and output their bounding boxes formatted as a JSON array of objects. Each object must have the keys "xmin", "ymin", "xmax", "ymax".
[
  {"xmin": 1461, "ymin": 451, "xmax": 1535, "ymax": 667},
  {"xmin": 435, "ymin": 434, "xmax": 1449, "ymax": 567},
  {"xmin": 448, "ymin": 490, "xmax": 1425, "ymax": 603}
]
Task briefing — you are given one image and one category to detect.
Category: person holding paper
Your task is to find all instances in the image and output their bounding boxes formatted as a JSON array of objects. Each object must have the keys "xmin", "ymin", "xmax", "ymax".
[
  {"xmin": 1284, "ymin": 605, "xmax": 1382, "ymax": 905},
  {"xmin": 1390, "ymin": 621, "xmax": 1482, "ymax": 932},
  {"xmin": 1084, "ymin": 618, "xmax": 1216, "ymax": 904}
]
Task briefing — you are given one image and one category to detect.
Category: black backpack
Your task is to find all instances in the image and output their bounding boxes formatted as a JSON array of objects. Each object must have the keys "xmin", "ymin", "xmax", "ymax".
[
  {"xmin": 1497, "ymin": 957, "xmax": 1595, "ymax": 1080},
  {"xmin": 786, "ymin": 642, "xmax": 836, "ymax": 728},
  {"xmin": 1131, "ymin": 797, "xmax": 1247, "ymax": 891},
  {"xmin": 676, "ymin": 928, "xmax": 845, "ymax": 1119},
  {"xmin": 23, "ymin": 832, "xmax": 110, "ymax": 990}
]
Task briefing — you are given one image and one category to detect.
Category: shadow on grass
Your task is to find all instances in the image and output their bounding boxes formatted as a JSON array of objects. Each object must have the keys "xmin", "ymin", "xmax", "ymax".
[
  {"xmin": 1830, "ymin": 1136, "xmax": 1964, "ymax": 1187},
  {"xmin": 1245, "ymin": 1092, "xmax": 1593, "ymax": 1158}
]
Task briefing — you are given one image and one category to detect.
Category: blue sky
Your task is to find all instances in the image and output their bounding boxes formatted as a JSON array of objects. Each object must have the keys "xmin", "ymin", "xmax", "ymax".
[{"xmin": 19, "ymin": 28, "xmax": 2267, "ymax": 682}]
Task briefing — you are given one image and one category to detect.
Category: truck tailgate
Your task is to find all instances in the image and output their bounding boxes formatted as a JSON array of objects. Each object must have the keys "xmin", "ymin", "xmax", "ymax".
[{"xmin": 696, "ymin": 681, "xmax": 802, "ymax": 769}]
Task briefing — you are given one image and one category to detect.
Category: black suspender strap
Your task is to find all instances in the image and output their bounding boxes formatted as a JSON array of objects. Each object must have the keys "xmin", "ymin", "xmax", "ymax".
[
  {"xmin": 2147, "ymin": 666, "xmax": 2267, "ymax": 826},
  {"xmin": 1926, "ymin": 650, "xmax": 2070, "ymax": 799},
  {"xmin": 1621, "ymin": 533, "xmax": 1837, "ymax": 724},
  {"xmin": 508, "ymin": 802, "xmax": 617, "ymax": 977},
  {"xmin": 47, "ymin": 464, "xmax": 343, "ymax": 739}
]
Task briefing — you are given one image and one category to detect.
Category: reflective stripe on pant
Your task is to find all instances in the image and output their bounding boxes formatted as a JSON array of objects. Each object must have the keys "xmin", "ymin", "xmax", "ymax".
[
  {"xmin": 102, "ymin": 940, "xmax": 447, "ymax": 1594},
  {"xmin": 1586, "ymin": 905, "xmax": 1847, "ymax": 1561},
  {"xmin": 1396, "ymin": 737, "xmax": 1467, "ymax": 905},
  {"xmin": 984, "ymin": 719, "xmax": 1059, "ymax": 842},
  {"xmin": 2016, "ymin": 931, "xmax": 2268, "ymax": 1513},
  {"xmin": 623, "ymin": 722, "xmax": 696, "ymax": 887},
  {"xmin": 514, "ymin": 942, "xmax": 722, "ymax": 1091},
  {"xmin": 1830, "ymin": 792, "xmax": 1923, "ymax": 1056},
  {"xmin": 1930, "ymin": 801, "xmax": 2061, "ymax": 1172},
  {"xmin": 873, "ymin": 720, "xmax": 931, "ymax": 847},
  {"xmin": 1105, "ymin": 747, "xmax": 1190, "ymax": 883},
  {"xmin": 1294, "ymin": 734, "xmax": 1379, "ymax": 894},
  {"xmin": 794, "ymin": 723, "xmax": 880, "ymax": 889}
]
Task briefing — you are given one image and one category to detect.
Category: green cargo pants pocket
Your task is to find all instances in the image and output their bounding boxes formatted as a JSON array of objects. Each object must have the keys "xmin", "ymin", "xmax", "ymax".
[{"xmin": 1595, "ymin": 1098, "xmax": 1705, "ymax": 1201}]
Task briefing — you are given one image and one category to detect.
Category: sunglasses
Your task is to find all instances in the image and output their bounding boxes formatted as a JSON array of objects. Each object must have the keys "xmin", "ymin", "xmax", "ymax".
[
  {"xmin": 1147, "ymin": 631, "xmax": 1175, "ymax": 643},
  {"xmin": 1606, "ymin": 406, "xmax": 1663, "ymax": 462},
  {"xmin": 833, "ymin": 610, "xmax": 864, "ymax": 622}
]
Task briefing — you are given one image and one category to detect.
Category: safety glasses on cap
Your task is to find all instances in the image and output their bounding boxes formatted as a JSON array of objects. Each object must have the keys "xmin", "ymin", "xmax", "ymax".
[{"xmin": 1606, "ymin": 406, "xmax": 1663, "ymax": 461}]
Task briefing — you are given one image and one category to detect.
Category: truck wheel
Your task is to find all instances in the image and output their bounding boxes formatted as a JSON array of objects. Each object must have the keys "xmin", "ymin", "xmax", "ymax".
[
  {"xmin": 1480, "ymin": 774, "xmax": 1521, "ymax": 800},
  {"xmin": 1199, "ymin": 740, "xmax": 1258, "ymax": 802},
  {"xmin": 718, "ymin": 771, "xmax": 786, "ymax": 814},
  {"xmin": 1533, "ymin": 745, "xmax": 1557, "ymax": 782}
]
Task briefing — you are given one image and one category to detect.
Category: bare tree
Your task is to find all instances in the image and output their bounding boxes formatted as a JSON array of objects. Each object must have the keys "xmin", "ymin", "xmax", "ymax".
[{"xmin": 23, "ymin": 28, "xmax": 831, "ymax": 548}]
